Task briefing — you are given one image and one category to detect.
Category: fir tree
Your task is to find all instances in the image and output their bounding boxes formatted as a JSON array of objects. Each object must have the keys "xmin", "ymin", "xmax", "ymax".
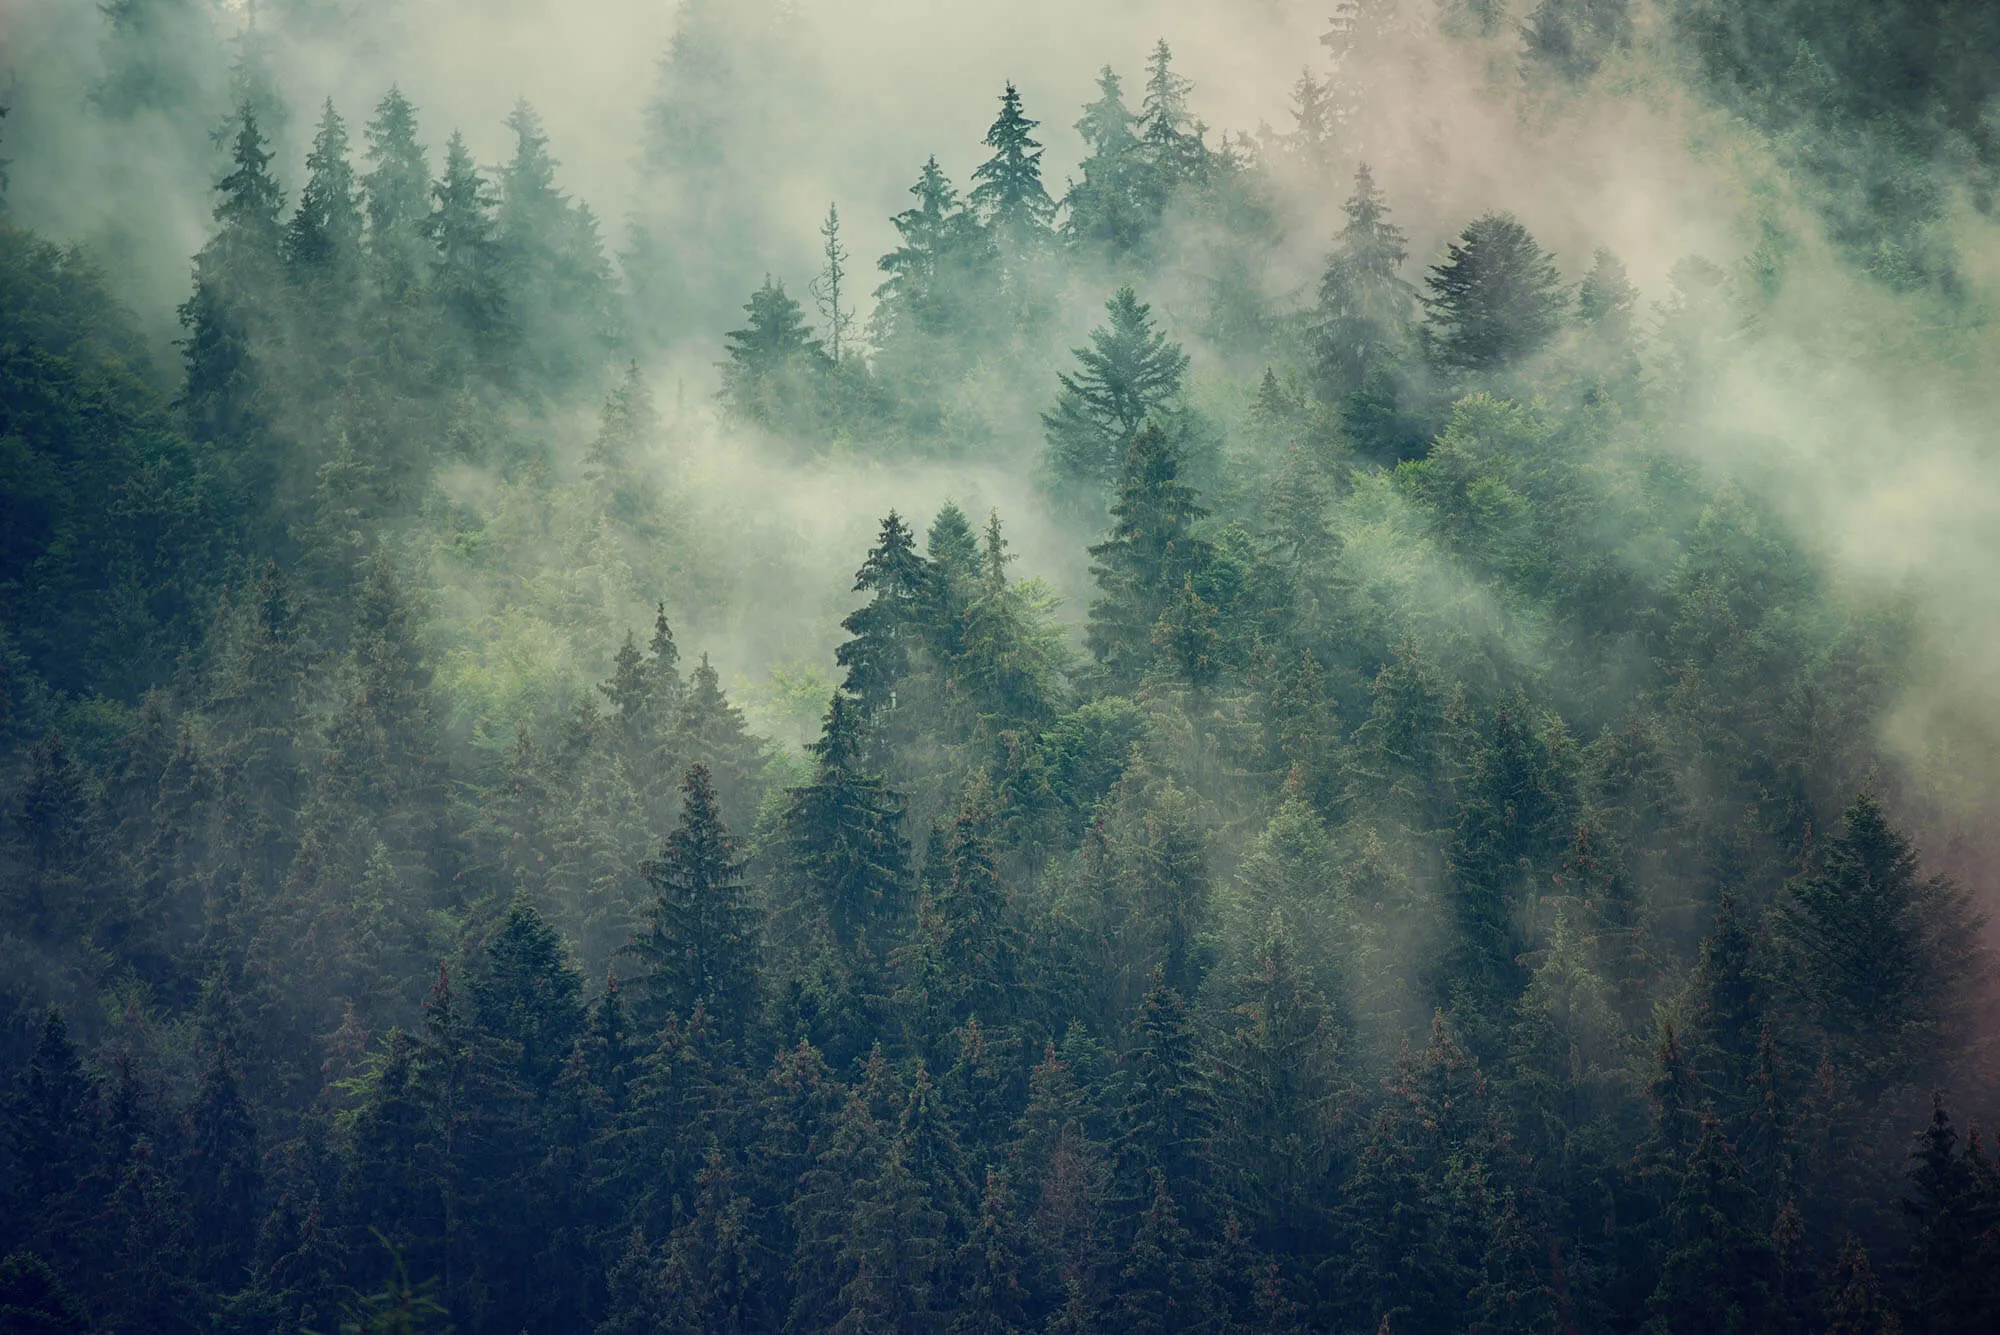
[
  {"xmin": 1043, "ymin": 287, "xmax": 1189, "ymax": 503},
  {"xmin": 836, "ymin": 511, "xmax": 935, "ymax": 761},
  {"xmin": 780, "ymin": 694, "xmax": 911, "ymax": 983},
  {"xmin": 719, "ymin": 276, "xmax": 823, "ymax": 432},
  {"xmin": 1777, "ymin": 794, "xmax": 1984, "ymax": 1102},
  {"xmin": 672, "ymin": 653, "xmax": 767, "ymax": 833},
  {"xmin": 429, "ymin": 131, "xmax": 507, "ymax": 363},
  {"xmin": 631, "ymin": 765, "xmax": 759, "ymax": 1039},
  {"xmin": 970, "ymin": 82, "xmax": 1055, "ymax": 264},
  {"xmin": 1899, "ymin": 1098, "xmax": 2000, "ymax": 1335},
  {"xmin": 180, "ymin": 105, "xmax": 285, "ymax": 461},
  {"xmin": 1309, "ymin": 163, "xmax": 1415, "ymax": 401},
  {"xmin": 1063, "ymin": 67, "xmax": 1146, "ymax": 254},
  {"xmin": 360, "ymin": 87, "xmax": 432, "ymax": 300},
  {"xmin": 1422, "ymin": 212, "xmax": 1569, "ymax": 373},
  {"xmin": 1209, "ymin": 919, "xmax": 1344, "ymax": 1256},
  {"xmin": 1085, "ymin": 423, "xmax": 1209, "ymax": 686},
  {"xmin": 286, "ymin": 99, "xmax": 363, "ymax": 293}
]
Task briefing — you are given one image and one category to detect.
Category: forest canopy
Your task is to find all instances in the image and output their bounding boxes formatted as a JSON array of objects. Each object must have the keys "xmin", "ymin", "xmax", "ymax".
[{"xmin": 2, "ymin": 1, "xmax": 1999, "ymax": 1332}]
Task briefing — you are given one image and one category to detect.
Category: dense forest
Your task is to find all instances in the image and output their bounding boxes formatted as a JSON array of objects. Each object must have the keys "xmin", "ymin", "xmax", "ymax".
[{"xmin": 2, "ymin": 0, "xmax": 1999, "ymax": 1331}]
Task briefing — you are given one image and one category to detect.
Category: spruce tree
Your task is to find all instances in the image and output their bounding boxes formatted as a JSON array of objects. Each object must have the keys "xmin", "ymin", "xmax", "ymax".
[
  {"xmin": 1778, "ymin": 795, "xmax": 1984, "ymax": 1103},
  {"xmin": 494, "ymin": 99, "xmax": 616, "ymax": 392},
  {"xmin": 836, "ymin": 511, "xmax": 935, "ymax": 762},
  {"xmin": 360, "ymin": 87, "xmax": 431, "ymax": 299},
  {"xmin": 1063, "ymin": 67, "xmax": 1145, "ymax": 254},
  {"xmin": 1309, "ymin": 163, "xmax": 1415, "ymax": 401},
  {"xmin": 1899, "ymin": 1098, "xmax": 2000, "ymax": 1334},
  {"xmin": 1042, "ymin": 287, "xmax": 1189, "ymax": 503},
  {"xmin": 180, "ymin": 105, "xmax": 285, "ymax": 463},
  {"xmin": 1085, "ymin": 422, "xmax": 1209, "ymax": 686},
  {"xmin": 970, "ymin": 82, "xmax": 1055, "ymax": 266},
  {"xmin": 630, "ymin": 765, "xmax": 759, "ymax": 1039},
  {"xmin": 1644, "ymin": 1118, "xmax": 1780, "ymax": 1335},
  {"xmin": 429, "ymin": 130, "xmax": 507, "ymax": 365},
  {"xmin": 1422, "ymin": 212, "xmax": 1568, "ymax": 373},
  {"xmin": 780, "ymin": 694, "xmax": 911, "ymax": 982},
  {"xmin": 672, "ymin": 653, "xmax": 767, "ymax": 834},
  {"xmin": 1209, "ymin": 920, "xmax": 1343, "ymax": 1257},
  {"xmin": 719, "ymin": 276, "xmax": 823, "ymax": 432},
  {"xmin": 870, "ymin": 156, "xmax": 993, "ymax": 395},
  {"xmin": 471, "ymin": 900, "xmax": 586, "ymax": 1094},
  {"xmin": 286, "ymin": 99, "xmax": 363, "ymax": 296},
  {"xmin": 1136, "ymin": 39, "xmax": 1205, "ymax": 208}
]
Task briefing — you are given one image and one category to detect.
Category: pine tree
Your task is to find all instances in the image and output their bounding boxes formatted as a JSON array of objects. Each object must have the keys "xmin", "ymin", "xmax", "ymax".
[
  {"xmin": 1085, "ymin": 423, "xmax": 1209, "ymax": 686},
  {"xmin": 587, "ymin": 362, "xmax": 663, "ymax": 482},
  {"xmin": 954, "ymin": 1168, "xmax": 1036, "ymax": 1334},
  {"xmin": 1042, "ymin": 287, "xmax": 1189, "ymax": 503},
  {"xmin": 1333, "ymin": 1015, "xmax": 1507, "ymax": 1334},
  {"xmin": 2, "ymin": 1008, "xmax": 99, "ymax": 1259},
  {"xmin": 970, "ymin": 82, "xmax": 1055, "ymax": 266},
  {"xmin": 672, "ymin": 653, "xmax": 768, "ymax": 834},
  {"xmin": 653, "ymin": 1148, "xmax": 765, "ymax": 1333},
  {"xmin": 360, "ymin": 87, "xmax": 432, "ymax": 300},
  {"xmin": 1281, "ymin": 70, "xmax": 1339, "ymax": 176},
  {"xmin": 0, "ymin": 1252, "xmax": 89, "ymax": 1334},
  {"xmin": 494, "ymin": 99, "xmax": 616, "ymax": 392},
  {"xmin": 1899, "ymin": 1098, "xmax": 2000, "ymax": 1335},
  {"xmin": 810, "ymin": 203, "xmax": 855, "ymax": 362},
  {"xmin": 870, "ymin": 157, "xmax": 993, "ymax": 397},
  {"xmin": 1444, "ymin": 705, "xmax": 1575, "ymax": 1048},
  {"xmin": 780, "ymin": 694, "xmax": 911, "ymax": 983},
  {"xmin": 1063, "ymin": 67, "xmax": 1146, "ymax": 254},
  {"xmin": 1576, "ymin": 246, "xmax": 1641, "ymax": 389},
  {"xmin": 1116, "ymin": 975, "xmax": 1211, "ymax": 1208},
  {"xmin": 1776, "ymin": 794, "xmax": 1984, "ymax": 1103},
  {"xmin": 1309, "ymin": 164, "xmax": 1415, "ymax": 401},
  {"xmin": 1521, "ymin": 0, "xmax": 1632, "ymax": 85},
  {"xmin": 429, "ymin": 130, "xmax": 507, "ymax": 364},
  {"xmin": 1422, "ymin": 213, "xmax": 1568, "ymax": 373},
  {"xmin": 836, "ymin": 511, "xmax": 935, "ymax": 762},
  {"xmin": 286, "ymin": 99, "xmax": 363, "ymax": 295},
  {"xmin": 719, "ymin": 276, "xmax": 823, "ymax": 432},
  {"xmin": 181, "ymin": 1047, "xmax": 262, "ymax": 1290},
  {"xmin": 630, "ymin": 765, "xmax": 759, "ymax": 1039},
  {"xmin": 472, "ymin": 900, "xmax": 586, "ymax": 1093},
  {"xmin": 1644, "ymin": 1118, "xmax": 1780, "ymax": 1335},
  {"xmin": 924, "ymin": 777, "xmax": 1021, "ymax": 1031},
  {"xmin": 1116, "ymin": 1170, "xmax": 1210, "ymax": 1335},
  {"xmin": 180, "ymin": 105, "xmax": 285, "ymax": 464},
  {"xmin": 1821, "ymin": 1236, "xmax": 1899, "ymax": 1335},
  {"xmin": 1136, "ymin": 39, "xmax": 1206, "ymax": 209},
  {"xmin": 1209, "ymin": 919, "xmax": 1344, "ymax": 1257}
]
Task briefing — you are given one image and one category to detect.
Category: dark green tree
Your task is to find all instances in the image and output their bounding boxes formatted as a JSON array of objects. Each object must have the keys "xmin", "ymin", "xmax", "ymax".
[
  {"xmin": 1899, "ymin": 1098, "xmax": 2000, "ymax": 1335},
  {"xmin": 1422, "ymin": 212, "xmax": 1568, "ymax": 373},
  {"xmin": 1776, "ymin": 794, "xmax": 1984, "ymax": 1103},
  {"xmin": 1085, "ymin": 423, "xmax": 1209, "ymax": 686},
  {"xmin": 1645, "ymin": 1118, "xmax": 1780, "ymax": 1335},
  {"xmin": 780, "ymin": 694, "xmax": 911, "ymax": 986},
  {"xmin": 1309, "ymin": 163, "xmax": 1415, "ymax": 401},
  {"xmin": 360, "ymin": 88, "xmax": 432, "ymax": 300},
  {"xmin": 1063, "ymin": 67, "xmax": 1146, "ymax": 254},
  {"xmin": 719, "ymin": 276, "xmax": 824, "ymax": 432},
  {"xmin": 630, "ymin": 765, "xmax": 759, "ymax": 1038},
  {"xmin": 836, "ymin": 511, "xmax": 935, "ymax": 761},
  {"xmin": 428, "ymin": 131, "xmax": 507, "ymax": 365},
  {"xmin": 286, "ymin": 99, "xmax": 364, "ymax": 297},
  {"xmin": 179, "ymin": 106, "xmax": 285, "ymax": 468},
  {"xmin": 1042, "ymin": 287, "xmax": 1189, "ymax": 503},
  {"xmin": 970, "ymin": 82, "xmax": 1055, "ymax": 267}
]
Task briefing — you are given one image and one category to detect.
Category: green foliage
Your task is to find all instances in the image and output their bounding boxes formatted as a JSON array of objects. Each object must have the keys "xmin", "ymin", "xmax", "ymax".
[
  {"xmin": 1422, "ymin": 213, "xmax": 1569, "ymax": 374},
  {"xmin": 1043, "ymin": 288, "xmax": 1189, "ymax": 506}
]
